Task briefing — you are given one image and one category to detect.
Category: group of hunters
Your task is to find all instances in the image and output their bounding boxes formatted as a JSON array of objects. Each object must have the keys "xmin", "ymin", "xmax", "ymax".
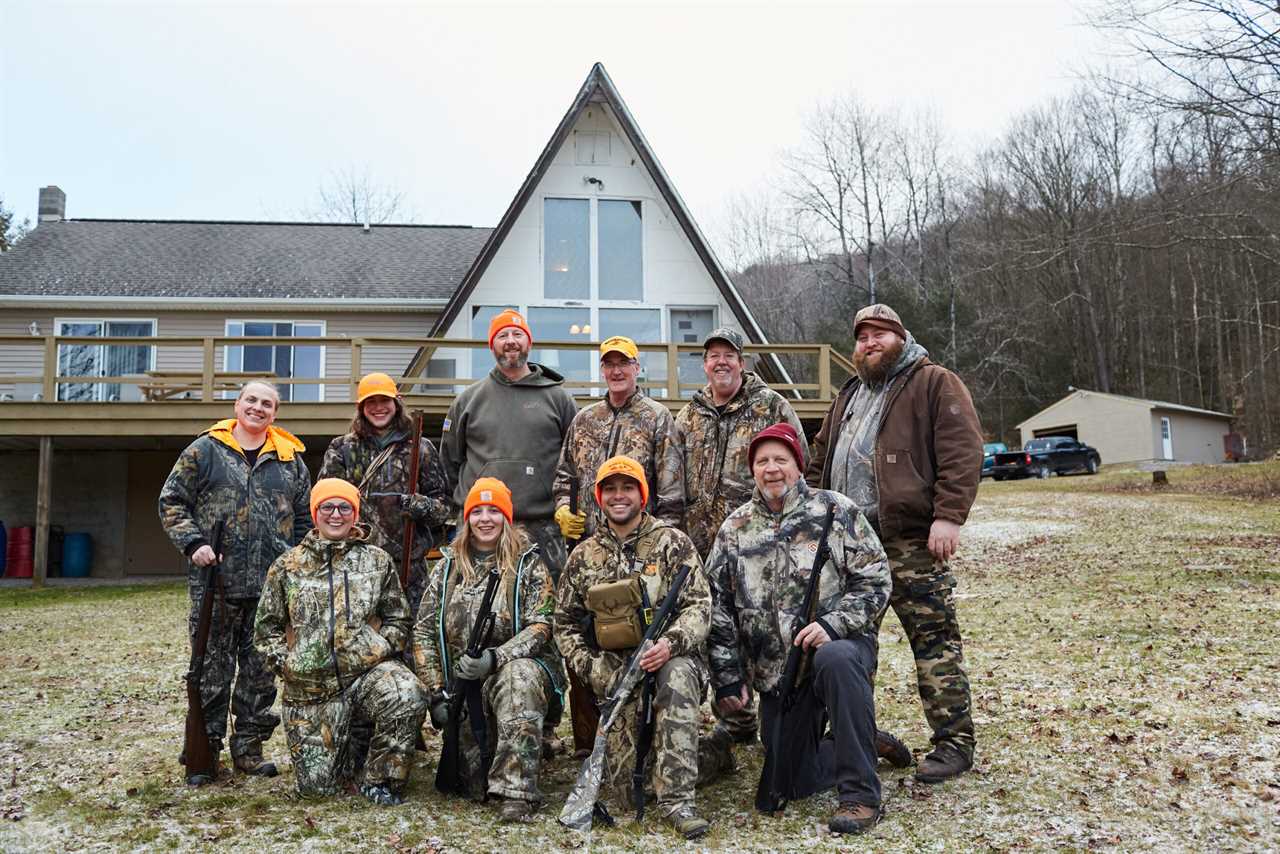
[{"xmin": 158, "ymin": 302, "xmax": 983, "ymax": 839}]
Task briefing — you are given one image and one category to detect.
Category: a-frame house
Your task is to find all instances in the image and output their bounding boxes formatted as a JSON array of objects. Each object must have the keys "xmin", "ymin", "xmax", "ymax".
[{"xmin": 403, "ymin": 62, "xmax": 785, "ymax": 393}]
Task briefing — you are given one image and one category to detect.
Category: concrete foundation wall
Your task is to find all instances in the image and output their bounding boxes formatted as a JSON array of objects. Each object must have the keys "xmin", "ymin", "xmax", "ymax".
[{"xmin": 0, "ymin": 451, "xmax": 130, "ymax": 577}]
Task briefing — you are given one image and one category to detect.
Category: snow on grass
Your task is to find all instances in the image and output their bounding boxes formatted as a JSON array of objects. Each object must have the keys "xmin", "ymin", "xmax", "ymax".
[{"xmin": 2, "ymin": 481, "xmax": 1278, "ymax": 851}]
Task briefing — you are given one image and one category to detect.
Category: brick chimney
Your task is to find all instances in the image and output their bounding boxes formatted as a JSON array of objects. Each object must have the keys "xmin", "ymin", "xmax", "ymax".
[{"xmin": 38, "ymin": 186, "xmax": 66, "ymax": 223}]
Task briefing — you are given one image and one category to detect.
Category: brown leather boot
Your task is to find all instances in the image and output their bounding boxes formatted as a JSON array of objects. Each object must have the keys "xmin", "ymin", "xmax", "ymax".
[
  {"xmin": 829, "ymin": 801, "xmax": 880, "ymax": 834},
  {"xmin": 914, "ymin": 743, "xmax": 972, "ymax": 784},
  {"xmin": 875, "ymin": 729, "xmax": 914, "ymax": 768},
  {"xmin": 233, "ymin": 753, "xmax": 279, "ymax": 778}
]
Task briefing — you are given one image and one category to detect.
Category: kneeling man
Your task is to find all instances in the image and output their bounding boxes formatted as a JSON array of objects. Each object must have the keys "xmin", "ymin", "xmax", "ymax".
[{"xmin": 706, "ymin": 424, "xmax": 890, "ymax": 834}]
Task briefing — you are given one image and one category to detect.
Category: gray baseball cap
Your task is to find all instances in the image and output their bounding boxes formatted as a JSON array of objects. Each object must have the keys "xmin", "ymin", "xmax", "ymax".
[{"xmin": 702, "ymin": 326, "xmax": 745, "ymax": 352}]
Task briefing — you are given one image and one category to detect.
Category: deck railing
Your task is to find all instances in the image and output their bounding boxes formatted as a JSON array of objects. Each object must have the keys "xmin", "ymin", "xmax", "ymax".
[{"xmin": 0, "ymin": 335, "xmax": 854, "ymax": 404}]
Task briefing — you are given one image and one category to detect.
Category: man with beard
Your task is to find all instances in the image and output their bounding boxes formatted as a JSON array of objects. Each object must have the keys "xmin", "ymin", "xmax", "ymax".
[
  {"xmin": 442, "ymin": 310, "xmax": 579, "ymax": 582},
  {"xmin": 806, "ymin": 303, "xmax": 983, "ymax": 784}
]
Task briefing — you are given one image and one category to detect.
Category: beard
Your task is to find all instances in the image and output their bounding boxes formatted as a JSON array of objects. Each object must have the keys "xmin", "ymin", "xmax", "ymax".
[
  {"xmin": 496, "ymin": 347, "xmax": 530, "ymax": 371},
  {"xmin": 854, "ymin": 337, "xmax": 905, "ymax": 385}
]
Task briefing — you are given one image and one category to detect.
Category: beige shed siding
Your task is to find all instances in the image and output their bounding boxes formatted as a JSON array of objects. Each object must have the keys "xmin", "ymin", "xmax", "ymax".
[
  {"xmin": 1151, "ymin": 410, "xmax": 1228, "ymax": 464},
  {"xmin": 1, "ymin": 309, "xmax": 435, "ymax": 403},
  {"xmin": 1020, "ymin": 392, "xmax": 1152, "ymax": 464}
]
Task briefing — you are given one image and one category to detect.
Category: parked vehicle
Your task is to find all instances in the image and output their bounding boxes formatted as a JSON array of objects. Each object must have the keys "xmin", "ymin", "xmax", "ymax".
[
  {"xmin": 990, "ymin": 436, "xmax": 1102, "ymax": 480},
  {"xmin": 981, "ymin": 442, "xmax": 1008, "ymax": 478}
]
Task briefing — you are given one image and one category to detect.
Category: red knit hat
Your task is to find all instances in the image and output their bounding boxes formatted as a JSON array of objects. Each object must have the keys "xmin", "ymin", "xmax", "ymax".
[
  {"xmin": 488, "ymin": 309, "xmax": 533, "ymax": 350},
  {"xmin": 748, "ymin": 422, "xmax": 806, "ymax": 468}
]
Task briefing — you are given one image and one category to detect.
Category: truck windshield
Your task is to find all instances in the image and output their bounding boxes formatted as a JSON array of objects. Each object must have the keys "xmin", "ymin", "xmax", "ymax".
[{"xmin": 1024, "ymin": 439, "xmax": 1055, "ymax": 452}]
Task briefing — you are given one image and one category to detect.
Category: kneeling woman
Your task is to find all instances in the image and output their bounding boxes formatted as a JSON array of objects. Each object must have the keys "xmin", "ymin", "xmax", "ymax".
[
  {"xmin": 414, "ymin": 477, "xmax": 564, "ymax": 821},
  {"xmin": 254, "ymin": 478, "xmax": 428, "ymax": 804}
]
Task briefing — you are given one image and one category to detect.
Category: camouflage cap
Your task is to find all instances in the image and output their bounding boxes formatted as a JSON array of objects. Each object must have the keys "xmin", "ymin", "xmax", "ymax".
[
  {"xmin": 703, "ymin": 326, "xmax": 745, "ymax": 353},
  {"xmin": 853, "ymin": 303, "xmax": 907, "ymax": 340}
]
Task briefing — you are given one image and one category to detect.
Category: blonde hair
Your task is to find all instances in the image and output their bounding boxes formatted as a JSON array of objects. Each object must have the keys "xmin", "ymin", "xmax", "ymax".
[{"xmin": 450, "ymin": 514, "xmax": 528, "ymax": 589}]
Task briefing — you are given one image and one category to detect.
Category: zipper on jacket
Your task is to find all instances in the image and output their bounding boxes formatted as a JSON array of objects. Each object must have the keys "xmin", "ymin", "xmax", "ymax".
[{"xmin": 326, "ymin": 551, "xmax": 343, "ymax": 691}]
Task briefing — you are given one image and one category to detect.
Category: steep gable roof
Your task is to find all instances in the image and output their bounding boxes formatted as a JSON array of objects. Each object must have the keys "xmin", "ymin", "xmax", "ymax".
[
  {"xmin": 0, "ymin": 219, "xmax": 490, "ymax": 302},
  {"xmin": 417, "ymin": 61, "xmax": 772, "ymax": 346}
]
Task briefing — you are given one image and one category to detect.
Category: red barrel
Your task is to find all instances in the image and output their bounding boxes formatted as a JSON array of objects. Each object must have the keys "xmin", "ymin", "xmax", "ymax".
[{"xmin": 5, "ymin": 526, "xmax": 34, "ymax": 578}]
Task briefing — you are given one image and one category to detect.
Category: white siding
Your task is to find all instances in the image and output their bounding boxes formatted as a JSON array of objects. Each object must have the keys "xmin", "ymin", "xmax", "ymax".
[
  {"xmin": 438, "ymin": 103, "xmax": 732, "ymax": 377},
  {"xmin": 1151, "ymin": 411, "xmax": 1229, "ymax": 464}
]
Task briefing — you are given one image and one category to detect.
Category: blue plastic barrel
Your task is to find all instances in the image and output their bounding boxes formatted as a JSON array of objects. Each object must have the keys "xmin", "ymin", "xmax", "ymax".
[{"xmin": 62, "ymin": 533, "xmax": 93, "ymax": 578}]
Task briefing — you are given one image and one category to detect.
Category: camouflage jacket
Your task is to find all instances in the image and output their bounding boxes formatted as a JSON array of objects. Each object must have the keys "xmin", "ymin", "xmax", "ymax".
[
  {"xmin": 705, "ymin": 480, "xmax": 890, "ymax": 697},
  {"xmin": 552, "ymin": 391, "xmax": 685, "ymax": 537},
  {"xmin": 158, "ymin": 420, "xmax": 311, "ymax": 599},
  {"xmin": 413, "ymin": 545, "xmax": 563, "ymax": 702},
  {"xmin": 554, "ymin": 513, "xmax": 710, "ymax": 698},
  {"xmin": 676, "ymin": 372, "xmax": 806, "ymax": 558},
  {"xmin": 254, "ymin": 530, "xmax": 412, "ymax": 703},
  {"xmin": 318, "ymin": 429, "xmax": 452, "ymax": 564}
]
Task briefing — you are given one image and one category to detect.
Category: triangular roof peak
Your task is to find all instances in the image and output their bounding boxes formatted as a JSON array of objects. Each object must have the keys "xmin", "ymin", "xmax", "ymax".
[{"xmin": 421, "ymin": 62, "xmax": 770, "ymax": 345}]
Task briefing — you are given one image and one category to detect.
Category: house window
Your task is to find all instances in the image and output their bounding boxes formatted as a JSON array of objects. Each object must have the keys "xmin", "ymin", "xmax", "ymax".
[
  {"xmin": 55, "ymin": 319, "xmax": 156, "ymax": 402},
  {"xmin": 528, "ymin": 306, "xmax": 591, "ymax": 386},
  {"xmin": 598, "ymin": 200, "xmax": 643, "ymax": 300},
  {"xmin": 543, "ymin": 197, "xmax": 643, "ymax": 300},
  {"xmin": 224, "ymin": 320, "xmax": 325, "ymax": 402},
  {"xmin": 544, "ymin": 199, "xmax": 590, "ymax": 299}
]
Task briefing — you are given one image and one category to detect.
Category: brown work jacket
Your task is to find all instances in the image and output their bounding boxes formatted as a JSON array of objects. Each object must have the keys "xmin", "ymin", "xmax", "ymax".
[{"xmin": 805, "ymin": 357, "xmax": 983, "ymax": 542}]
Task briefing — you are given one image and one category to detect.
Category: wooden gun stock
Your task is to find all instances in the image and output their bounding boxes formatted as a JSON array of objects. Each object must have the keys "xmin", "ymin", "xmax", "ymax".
[{"xmin": 181, "ymin": 520, "xmax": 223, "ymax": 781}]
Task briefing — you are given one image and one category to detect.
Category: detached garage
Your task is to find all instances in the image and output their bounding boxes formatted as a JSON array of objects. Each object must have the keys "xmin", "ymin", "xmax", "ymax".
[{"xmin": 1017, "ymin": 389, "xmax": 1232, "ymax": 465}]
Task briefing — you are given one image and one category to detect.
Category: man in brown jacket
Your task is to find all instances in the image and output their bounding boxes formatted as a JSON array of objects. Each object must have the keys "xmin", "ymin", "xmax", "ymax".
[{"xmin": 806, "ymin": 303, "xmax": 982, "ymax": 784}]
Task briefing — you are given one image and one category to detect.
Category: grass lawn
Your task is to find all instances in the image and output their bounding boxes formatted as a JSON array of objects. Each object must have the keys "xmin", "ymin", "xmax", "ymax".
[{"xmin": 1, "ymin": 469, "xmax": 1278, "ymax": 851}]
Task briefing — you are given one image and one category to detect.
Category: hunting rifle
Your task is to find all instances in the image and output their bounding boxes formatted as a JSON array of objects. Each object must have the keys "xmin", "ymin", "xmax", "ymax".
[
  {"xmin": 559, "ymin": 563, "xmax": 692, "ymax": 832},
  {"xmin": 181, "ymin": 520, "xmax": 224, "ymax": 784},
  {"xmin": 400, "ymin": 410, "xmax": 424, "ymax": 591},
  {"xmin": 755, "ymin": 503, "xmax": 836, "ymax": 813},
  {"xmin": 434, "ymin": 565, "xmax": 501, "ymax": 797}
]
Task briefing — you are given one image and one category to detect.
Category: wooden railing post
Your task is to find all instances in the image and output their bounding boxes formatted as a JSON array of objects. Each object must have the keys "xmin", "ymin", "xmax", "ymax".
[
  {"xmin": 202, "ymin": 338, "xmax": 215, "ymax": 401},
  {"xmin": 42, "ymin": 336, "xmax": 57, "ymax": 402},
  {"xmin": 666, "ymin": 343, "xmax": 680, "ymax": 399},
  {"xmin": 349, "ymin": 339, "xmax": 363, "ymax": 400},
  {"xmin": 33, "ymin": 436, "xmax": 52, "ymax": 589},
  {"xmin": 818, "ymin": 344, "xmax": 832, "ymax": 400}
]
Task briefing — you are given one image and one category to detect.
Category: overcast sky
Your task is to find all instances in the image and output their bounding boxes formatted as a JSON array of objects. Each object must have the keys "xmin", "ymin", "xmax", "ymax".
[{"xmin": 1, "ymin": 0, "xmax": 1106, "ymax": 239}]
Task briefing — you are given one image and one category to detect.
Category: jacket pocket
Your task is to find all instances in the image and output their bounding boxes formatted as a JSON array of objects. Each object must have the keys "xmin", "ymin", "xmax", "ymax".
[
  {"xmin": 881, "ymin": 448, "xmax": 932, "ymax": 524},
  {"xmin": 479, "ymin": 458, "xmax": 551, "ymax": 505}
]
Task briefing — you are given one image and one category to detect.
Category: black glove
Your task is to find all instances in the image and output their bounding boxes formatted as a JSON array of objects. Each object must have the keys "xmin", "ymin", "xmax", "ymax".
[
  {"xmin": 579, "ymin": 613, "xmax": 599, "ymax": 652},
  {"xmin": 430, "ymin": 699, "xmax": 449, "ymax": 730}
]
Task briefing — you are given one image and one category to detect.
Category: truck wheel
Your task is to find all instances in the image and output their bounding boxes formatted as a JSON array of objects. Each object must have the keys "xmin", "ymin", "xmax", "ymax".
[
  {"xmin": 1086, "ymin": 458, "xmax": 1099, "ymax": 475},
  {"xmin": 994, "ymin": 475, "xmax": 1005, "ymax": 482},
  {"xmin": 1036, "ymin": 464, "xmax": 1051, "ymax": 479}
]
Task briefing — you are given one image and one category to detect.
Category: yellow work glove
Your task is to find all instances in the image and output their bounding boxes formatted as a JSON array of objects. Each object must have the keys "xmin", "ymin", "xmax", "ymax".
[{"xmin": 555, "ymin": 504, "xmax": 587, "ymax": 539}]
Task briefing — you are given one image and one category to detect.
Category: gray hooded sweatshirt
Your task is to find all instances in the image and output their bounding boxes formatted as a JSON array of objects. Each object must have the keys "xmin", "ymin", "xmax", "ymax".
[{"xmin": 441, "ymin": 363, "xmax": 579, "ymax": 521}]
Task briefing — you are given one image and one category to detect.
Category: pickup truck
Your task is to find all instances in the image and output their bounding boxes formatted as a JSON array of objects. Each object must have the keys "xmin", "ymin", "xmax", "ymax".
[
  {"xmin": 990, "ymin": 436, "xmax": 1101, "ymax": 480},
  {"xmin": 981, "ymin": 442, "xmax": 1008, "ymax": 478}
]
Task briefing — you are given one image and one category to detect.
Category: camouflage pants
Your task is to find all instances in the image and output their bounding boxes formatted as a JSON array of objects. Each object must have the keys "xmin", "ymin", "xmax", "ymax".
[
  {"xmin": 876, "ymin": 537, "xmax": 975, "ymax": 759},
  {"xmin": 187, "ymin": 590, "xmax": 279, "ymax": 759},
  {"xmin": 282, "ymin": 660, "xmax": 428, "ymax": 797},
  {"xmin": 602, "ymin": 655, "xmax": 727, "ymax": 816}
]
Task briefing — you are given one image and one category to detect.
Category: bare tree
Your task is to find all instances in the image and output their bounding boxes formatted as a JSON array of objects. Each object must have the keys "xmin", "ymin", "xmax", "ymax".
[
  {"xmin": 0, "ymin": 196, "xmax": 29, "ymax": 252},
  {"xmin": 308, "ymin": 166, "xmax": 411, "ymax": 224}
]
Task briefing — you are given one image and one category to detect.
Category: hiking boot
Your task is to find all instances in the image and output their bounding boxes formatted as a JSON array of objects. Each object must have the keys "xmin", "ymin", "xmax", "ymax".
[
  {"xmin": 360, "ymin": 783, "xmax": 405, "ymax": 806},
  {"xmin": 875, "ymin": 729, "xmax": 914, "ymax": 768},
  {"xmin": 664, "ymin": 805, "xmax": 710, "ymax": 840},
  {"xmin": 185, "ymin": 756, "xmax": 221, "ymax": 787},
  {"xmin": 500, "ymin": 798, "xmax": 533, "ymax": 823},
  {"xmin": 233, "ymin": 754, "xmax": 278, "ymax": 778},
  {"xmin": 828, "ymin": 801, "xmax": 880, "ymax": 834},
  {"xmin": 914, "ymin": 742, "xmax": 972, "ymax": 784}
]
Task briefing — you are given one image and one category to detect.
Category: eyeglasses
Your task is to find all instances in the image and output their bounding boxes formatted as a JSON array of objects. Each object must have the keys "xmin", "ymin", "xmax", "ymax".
[{"xmin": 317, "ymin": 503, "xmax": 355, "ymax": 517}]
